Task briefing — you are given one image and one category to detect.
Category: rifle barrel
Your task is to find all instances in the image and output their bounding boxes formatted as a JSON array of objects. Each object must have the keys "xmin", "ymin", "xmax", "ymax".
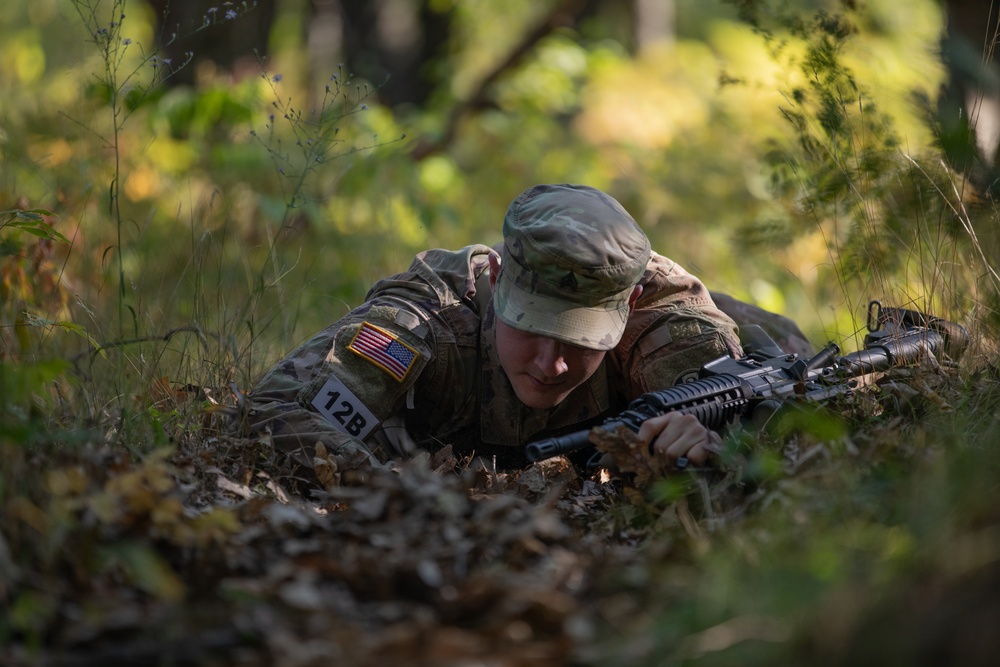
[{"xmin": 524, "ymin": 428, "xmax": 596, "ymax": 462}]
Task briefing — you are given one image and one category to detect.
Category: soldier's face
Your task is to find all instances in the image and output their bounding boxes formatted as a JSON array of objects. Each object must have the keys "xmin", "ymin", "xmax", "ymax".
[{"xmin": 494, "ymin": 319, "xmax": 607, "ymax": 409}]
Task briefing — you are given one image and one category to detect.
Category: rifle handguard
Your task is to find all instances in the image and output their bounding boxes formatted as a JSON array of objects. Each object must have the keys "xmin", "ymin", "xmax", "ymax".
[{"xmin": 524, "ymin": 374, "xmax": 748, "ymax": 463}]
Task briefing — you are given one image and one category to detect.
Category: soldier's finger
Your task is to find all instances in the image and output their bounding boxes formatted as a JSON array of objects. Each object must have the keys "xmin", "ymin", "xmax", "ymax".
[
  {"xmin": 652, "ymin": 418, "xmax": 704, "ymax": 460},
  {"xmin": 639, "ymin": 412, "xmax": 699, "ymax": 444},
  {"xmin": 684, "ymin": 443, "xmax": 712, "ymax": 465}
]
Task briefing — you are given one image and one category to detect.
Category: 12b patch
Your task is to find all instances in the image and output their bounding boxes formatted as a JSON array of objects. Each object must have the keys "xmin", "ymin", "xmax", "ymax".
[
  {"xmin": 348, "ymin": 322, "xmax": 419, "ymax": 382},
  {"xmin": 310, "ymin": 374, "xmax": 379, "ymax": 440}
]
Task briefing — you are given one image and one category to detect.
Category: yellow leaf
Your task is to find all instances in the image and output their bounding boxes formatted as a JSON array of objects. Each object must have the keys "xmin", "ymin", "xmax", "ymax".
[
  {"xmin": 151, "ymin": 496, "xmax": 184, "ymax": 526},
  {"xmin": 7, "ymin": 497, "xmax": 49, "ymax": 535},
  {"xmin": 313, "ymin": 441, "xmax": 340, "ymax": 489},
  {"xmin": 109, "ymin": 542, "xmax": 186, "ymax": 602},
  {"xmin": 189, "ymin": 508, "xmax": 242, "ymax": 548},
  {"xmin": 45, "ymin": 466, "xmax": 89, "ymax": 496}
]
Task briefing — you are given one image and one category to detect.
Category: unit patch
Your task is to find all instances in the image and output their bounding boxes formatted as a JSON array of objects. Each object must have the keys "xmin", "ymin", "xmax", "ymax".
[
  {"xmin": 348, "ymin": 322, "xmax": 419, "ymax": 381},
  {"xmin": 310, "ymin": 374, "xmax": 379, "ymax": 440}
]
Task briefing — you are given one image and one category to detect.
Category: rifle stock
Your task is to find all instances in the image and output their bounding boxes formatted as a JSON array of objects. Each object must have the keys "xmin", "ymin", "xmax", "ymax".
[{"xmin": 524, "ymin": 301, "xmax": 968, "ymax": 463}]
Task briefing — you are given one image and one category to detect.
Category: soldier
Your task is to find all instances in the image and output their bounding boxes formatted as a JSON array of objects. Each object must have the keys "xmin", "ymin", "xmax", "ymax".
[{"xmin": 238, "ymin": 184, "xmax": 810, "ymax": 476}]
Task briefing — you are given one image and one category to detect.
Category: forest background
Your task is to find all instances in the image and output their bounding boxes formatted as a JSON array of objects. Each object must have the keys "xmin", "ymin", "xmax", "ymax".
[
  {"xmin": 2, "ymin": 0, "xmax": 1000, "ymax": 664},
  {"xmin": 8, "ymin": 0, "xmax": 999, "ymax": 372}
]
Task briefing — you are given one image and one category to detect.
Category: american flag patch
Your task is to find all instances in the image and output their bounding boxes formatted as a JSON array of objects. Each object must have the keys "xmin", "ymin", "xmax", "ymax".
[{"xmin": 348, "ymin": 322, "xmax": 419, "ymax": 382}]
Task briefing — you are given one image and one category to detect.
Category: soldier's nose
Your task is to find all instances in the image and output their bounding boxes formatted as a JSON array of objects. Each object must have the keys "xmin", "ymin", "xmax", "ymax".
[{"xmin": 535, "ymin": 340, "xmax": 569, "ymax": 377}]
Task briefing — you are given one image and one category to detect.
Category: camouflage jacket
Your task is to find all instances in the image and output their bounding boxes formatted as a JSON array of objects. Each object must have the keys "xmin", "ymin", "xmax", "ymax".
[{"xmin": 242, "ymin": 244, "xmax": 743, "ymax": 468}]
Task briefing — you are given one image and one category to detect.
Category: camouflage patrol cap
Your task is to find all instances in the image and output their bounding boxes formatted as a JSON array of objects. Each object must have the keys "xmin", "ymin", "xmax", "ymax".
[{"xmin": 494, "ymin": 184, "xmax": 652, "ymax": 350}]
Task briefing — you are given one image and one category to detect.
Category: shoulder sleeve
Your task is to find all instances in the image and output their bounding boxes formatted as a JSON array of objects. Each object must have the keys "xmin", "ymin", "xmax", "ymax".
[
  {"xmin": 709, "ymin": 291, "xmax": 814, "ymax": 357},
  {"xmin": 244, "ymin": 245, "xmax": 494, "ymax": 465},
  {"xmin": 247, "ymin": 298, "xmax": 435, "ymax": 462},
  {"xmin": 612, "ymin": 253, "xmax": 742, "ymax": 396}
]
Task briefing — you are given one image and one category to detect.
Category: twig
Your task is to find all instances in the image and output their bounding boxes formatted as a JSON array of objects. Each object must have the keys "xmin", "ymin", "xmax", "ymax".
[{"xmin": 69, "ymin": 325, "xmax": 226, "ymax": 375}]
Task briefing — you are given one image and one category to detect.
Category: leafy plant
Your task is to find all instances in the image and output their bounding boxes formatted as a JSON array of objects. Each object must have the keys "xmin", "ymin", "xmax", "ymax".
[
  {"xmin": 68, "ymin": 0, "xmax": 259, "ymax": 336},
  {"xmin": 738, "ymin": 8, "xmax": 992, "ymax": 349},
  {"xmin": 0, "ymin": 209, "xmax": 66, "ymax": 243},
  {"xmin": 0, "ymin": 207, "xmax": 82, "ymax": 361}
]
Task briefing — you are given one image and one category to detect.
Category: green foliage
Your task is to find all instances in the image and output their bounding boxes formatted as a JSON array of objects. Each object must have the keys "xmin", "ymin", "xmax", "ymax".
[
  {"xmin": 0, "ymin": 359, "xmax": 71, "ymax": 433},
  {"xmin": 0, "ymin": 209, "xmax": 65, "ymax": 243},
  {"xmin": 729, "ymin": 6, "xmax": 985, "ymax": 346},
  {"xmin": 578, "ymin": 372, "xmax": 1000, "ymax": 667}
]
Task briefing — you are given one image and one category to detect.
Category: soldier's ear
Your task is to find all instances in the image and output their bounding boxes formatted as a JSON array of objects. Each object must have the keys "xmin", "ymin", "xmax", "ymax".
[
  {"xmin": 627, "ymin": 284, "xmax": 643, "ymax": 313},
  {"xmin": 488, "ymin": 251, "xmax": 502, "ymax": 293}
]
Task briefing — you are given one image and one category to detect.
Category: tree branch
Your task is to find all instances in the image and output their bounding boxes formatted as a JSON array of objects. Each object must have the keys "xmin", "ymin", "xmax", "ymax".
[{"xmin": 411, "ymin": 0, "xmax": 595, "ymax": 160}]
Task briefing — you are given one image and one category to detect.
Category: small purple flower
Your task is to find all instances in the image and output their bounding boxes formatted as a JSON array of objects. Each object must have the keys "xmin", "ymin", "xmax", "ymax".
[
  {"xmin": 123, "ymin": 38, "xmax": 131, "ymax": 45},
  {"xmin": 272, "ymin": 74, "xmax": 282, "ymax": 83},
  {"xmin": 207, "ymin": 7, "xmax": 218, "ymax": 13},
  {"xmin": 225, "ymin": 9, "xmax": 237, "ymax": 19}
]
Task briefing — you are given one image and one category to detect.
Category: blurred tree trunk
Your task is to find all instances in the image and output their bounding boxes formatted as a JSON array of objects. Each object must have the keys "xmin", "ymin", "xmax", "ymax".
[
  {"xmin": 940, "ymin": 0, "xmax": 1000, "ymax": 179},
  {"xmin": 409, "ymin": 0, "xmax": 603, "ymax": 158},
  {"xmin": 939, "ymin": 0, "xmax": 1000, "ymax": 314},
  {"xmin": 634, "ymin": 0, "xmax": 675, "ymax": 49},
  {"xmin": 146, "ymin": 0, "xmax": 278, "ymax": 86},
  {"xmin": 307, "ymin": 0, "xmax": 452, "ymax": 108}
]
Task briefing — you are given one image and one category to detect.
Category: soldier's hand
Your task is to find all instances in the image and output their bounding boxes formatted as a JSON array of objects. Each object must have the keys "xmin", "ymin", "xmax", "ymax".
[{"xmin": 637, "ymin": 412, "xmax": 721, "ymax": 468}]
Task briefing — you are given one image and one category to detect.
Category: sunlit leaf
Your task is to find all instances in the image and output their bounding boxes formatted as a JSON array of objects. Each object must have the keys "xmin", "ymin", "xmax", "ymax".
[
  {"xmin": 18, "ymin": 313, "xmax": 104, "ymax": 352},
  {"xmin": 99, "ymin": 542, "xmax": 185, "ymax": 602},
  {"xmin": 0, "ymin": 211, "xmax": 67, "ymax": 243}
]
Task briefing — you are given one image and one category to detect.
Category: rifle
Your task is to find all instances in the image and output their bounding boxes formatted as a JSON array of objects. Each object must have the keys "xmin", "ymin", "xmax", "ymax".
[{"xmin": 524, "ymin": 301, "xmax": 969, "ymax": 463}]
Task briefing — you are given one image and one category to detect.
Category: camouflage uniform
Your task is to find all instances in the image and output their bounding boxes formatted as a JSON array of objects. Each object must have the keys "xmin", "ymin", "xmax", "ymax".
[
  {"xmin": 240, "ymin": 185, "xmax": 800, "ymax": 470},
  {"xmin": 709, "ymin": 292, "xmax": 814, "ymax": 358}
]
